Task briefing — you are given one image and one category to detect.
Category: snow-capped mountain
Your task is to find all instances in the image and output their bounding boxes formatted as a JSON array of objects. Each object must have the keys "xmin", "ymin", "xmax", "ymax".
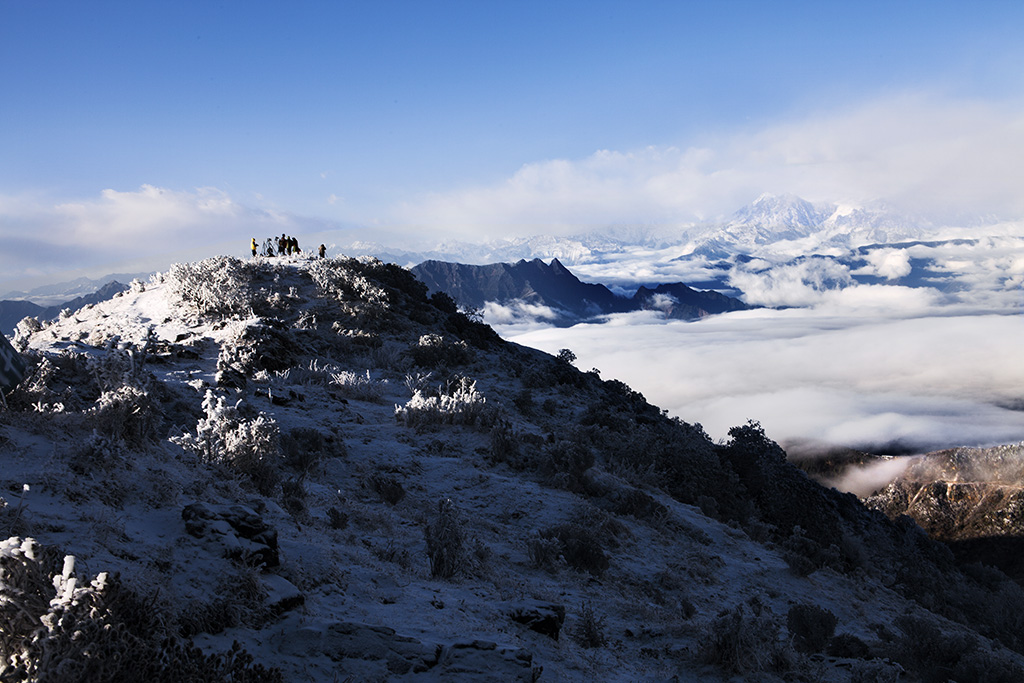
[
  {"xmin": 4, "ymin": 253, "xmax": 1024, "ymax": 680},
  {"xmin": 729, "ymin": 193, "xmax": 827, "ymax": 235}
]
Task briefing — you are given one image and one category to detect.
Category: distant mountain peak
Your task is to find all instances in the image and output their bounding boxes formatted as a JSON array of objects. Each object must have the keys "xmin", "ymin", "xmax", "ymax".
[{"xmin": 730, "ymin": 193, "xmax": 827, "ymax": 230}]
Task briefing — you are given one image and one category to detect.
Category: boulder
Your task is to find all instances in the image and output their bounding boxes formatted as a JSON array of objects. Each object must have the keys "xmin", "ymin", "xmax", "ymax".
[
  {"xmin": 507, "ymin": 600, "xmax": 566, "ymax": 640},
  {"xmin": 182, "ymin": 501, "xmax": 280, "ymax": 567}
]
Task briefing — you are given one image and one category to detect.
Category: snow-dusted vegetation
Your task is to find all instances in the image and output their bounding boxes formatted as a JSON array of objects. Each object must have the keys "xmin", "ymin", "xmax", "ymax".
[{"xmin": 4, "ymin": 254, "xmax": 1024, "ymax": 680}]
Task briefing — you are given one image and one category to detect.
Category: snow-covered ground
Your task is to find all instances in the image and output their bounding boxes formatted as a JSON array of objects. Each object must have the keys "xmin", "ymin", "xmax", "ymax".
[{"xmin": 3, "ymin": 254, "xmax": 1024, "ymax": 681}]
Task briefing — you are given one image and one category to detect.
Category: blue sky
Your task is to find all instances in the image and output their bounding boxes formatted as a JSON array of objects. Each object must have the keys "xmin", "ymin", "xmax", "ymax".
[{"xmin": 2, "ymin": 1, "xmax": 1024, "ymax": 288}]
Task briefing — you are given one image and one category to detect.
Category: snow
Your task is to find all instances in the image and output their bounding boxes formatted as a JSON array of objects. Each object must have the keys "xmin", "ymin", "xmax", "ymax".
[{"xmin": 2, "ymin": 254, "xmax": 1023, "ymax": 680}]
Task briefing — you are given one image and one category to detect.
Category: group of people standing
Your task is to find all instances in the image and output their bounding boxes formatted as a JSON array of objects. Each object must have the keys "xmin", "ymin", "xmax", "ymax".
[{"xmin": 250, "ymin": 235, "xmax": 328, "ymax": 259}]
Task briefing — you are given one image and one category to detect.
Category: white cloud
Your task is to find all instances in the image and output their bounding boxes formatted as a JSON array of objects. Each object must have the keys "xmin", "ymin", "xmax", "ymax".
[
  {"xmin": 0, "ymin": 185, "xmax": 298, "ymax": 290},
  {"xmin": 504, "ymin": 307, "xmax": 1024, "ymax": 453},
  {"xmin": 481, "ymin": 300, "xmax": 563, "ymax": 333},
  {"xmin": 855, "ymin": 249, "xmax": 913, "ymax": 280},
  {"xmin": 391, "ymin": 93, "xmax": 1024, "ymax": 238}
]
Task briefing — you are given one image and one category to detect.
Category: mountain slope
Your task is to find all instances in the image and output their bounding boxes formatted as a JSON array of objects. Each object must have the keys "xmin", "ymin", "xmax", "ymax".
[
  {"xmin": 2, "ymin": 255, "xmax": 1024, "ymax": 680},
  {"xmin": 0, "ymin": 280, "xmax": 130, "ymax": 335}
]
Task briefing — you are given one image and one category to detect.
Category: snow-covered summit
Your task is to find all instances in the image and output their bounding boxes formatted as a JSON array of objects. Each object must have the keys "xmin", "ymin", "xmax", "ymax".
[
  {"xmin": 729, "ymin": 193, "xmax": 828, "ymax": 232},
  {"xmin": 3, "ymin": 254, "xmax": 1024, "ymax": 680}
]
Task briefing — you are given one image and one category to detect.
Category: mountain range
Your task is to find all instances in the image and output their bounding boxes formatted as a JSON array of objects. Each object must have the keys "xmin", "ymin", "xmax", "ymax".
[
  {"xmin": 338, "ymin": 194, "xmax": 950, "ymax": 270},
  {"xmin": 4, "ymin": 253, "xmax": 1024, "ymax": 680},
  {"xmin": 411, "ymin": 258, "xmax": 749, "ymax": 323},
  {"xmin": 0, "ymin": 280, "xmax": 130, "ymax": 336}
]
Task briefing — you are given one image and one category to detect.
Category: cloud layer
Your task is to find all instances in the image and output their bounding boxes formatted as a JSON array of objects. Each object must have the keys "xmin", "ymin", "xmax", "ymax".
[
  {"xmin": 394, "ymin": 93, "xmax": 1024, "ymax": 237},
  {"xmin": 0, "ymin": 186, "xmax": 299, "ymax": 290},
  {"xmin": 505, "ymin": 307, "xmax": 1024, "ymax": 453}
]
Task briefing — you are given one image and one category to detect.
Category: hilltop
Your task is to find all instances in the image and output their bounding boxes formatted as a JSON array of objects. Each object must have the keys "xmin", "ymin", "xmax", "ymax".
[{"xmin": 2, "ymin": 254, "xmax": 1024, "ymax": 681}]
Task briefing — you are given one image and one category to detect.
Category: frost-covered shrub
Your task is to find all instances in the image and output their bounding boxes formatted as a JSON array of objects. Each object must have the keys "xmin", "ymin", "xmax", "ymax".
[
  {"xmin": 786, "ymin": 603, "xmax": 837, "ymax": 653},
  {"xmin": 330, "ymin": 369, "xmax": 388, "ymax": 402},
  {"xmin": 366, "ymin": 471, "xmax": 406, "ymax": 505},
  {"xmin": 167, "ymin": 256, "xmax": 259, "ymax": 318},
  {"xmin": 888, "ymin": 614, "xmax": 994, "ymax": 683},
  {"xmin": 404, "ymin": 371, "xmax": 433, "ymax": 394},
  {"xmin": 280, "ymin": 426, "xmax": 344, "ymax": 478},
  {"xmin": 394, "ymin": 376, "xmax": 498, "ymax": 429},
  {"xmin": 538, "ymin": 438, "xmax": 594, "ymax": 491},
  {"xmin": 538, "ymin": 523, "xmax": 609, "ymax": 576},
  {"xmin": 424, "ymin": 498, "xmax": 465, "ymax": 579},
  {"xmin": 571, "ymin": 602, "xmax": 607, "ymax": 649},
  {"xmin": 87, "ymin": 347, "xmax": 149, "ymax": 394},
  {"xmin": 327, "ymin": 507, "xmax": 350, "ymax": 530},
  {"xmin": 171, "ymin": 391, "xmax": 282, "ymax": 494},
  {"xmin": 89, "ymin": 384, "xmax": 158, "ymax": 447},
  {"xmin": 526, "ymin": 534, "xmax": 562, "ymax": 572},
  {"xmin": 69, "ymin": 430, "xmax": 125, "ymax": 476},
  {"xmin": 216, "ymin": 322, "xmax": 297, "ymax": 389},
  {"xmin": 305, "ymin": 258, "xmax": 389, "ymax": 314},
  {"xmin": 281, "ymin": 358, "xmax": 337, "ymax": 387},
  {"xmin": 702, "ymin": 601, "xmax": 793, "ymax": 675},
  {"xmin": 408, "ymin": 333, "xmax": 471, "ymax": 368},
  {"xmin": 488, "ymin": 420, "xmax": 523, "ymax": 467},
  {"xmin": 781, "ymin": 525, "xmax": 841, "ymax": 577},
  {"xmin": 0, "ymin": 537, "xmax": 281, "ymax": 682},
  {"xmin": 12, "ymin": 317, "xmax": 44, "ymax": 352}
]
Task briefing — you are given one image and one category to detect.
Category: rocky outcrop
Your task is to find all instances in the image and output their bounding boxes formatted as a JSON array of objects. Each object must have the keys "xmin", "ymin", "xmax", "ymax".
[{"xmin": 182, "ymin": 501, "xmax": 280, "ymax": 567}]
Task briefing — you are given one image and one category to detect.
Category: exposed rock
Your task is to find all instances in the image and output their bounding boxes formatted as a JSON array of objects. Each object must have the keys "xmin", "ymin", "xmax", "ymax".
[
  {"xmin": 436, "ymin": 640, "xmax": 541, "ymax": 681},
  {"xmin": 507, "ymin": 600, "xmax": 566, "ymax": 640},
  {"xmin": 263, "ymin": 573, "xmax": 304, "ymax": 615},
  {"xmin": 182, "ymin": 501, "xmax": 280, "ymax": 567}
]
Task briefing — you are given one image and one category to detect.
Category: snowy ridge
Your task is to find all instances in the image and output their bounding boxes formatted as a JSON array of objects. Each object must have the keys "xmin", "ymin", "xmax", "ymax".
[{"xmin": 2, "ymin": 254, "xmax": 1024, "ymax": 680}]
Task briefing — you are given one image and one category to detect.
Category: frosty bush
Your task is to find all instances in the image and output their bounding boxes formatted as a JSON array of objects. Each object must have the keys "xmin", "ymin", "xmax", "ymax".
[
  {"xmin": 304, "ymin": 258, "xmax": 389, "ymax": 314},
  {"xmin": 87, "ymin": 347, "xmax": 149, "ymax": 394},
  {"xmin": 526, "ymin": 534, "xmax": 563, "ymax": 572},
  {"xmin": 281, "ymin": 426, "xmax": 344, "ymax": 479},
  {"xmin": 786, "ymin": 603, "xmax": 837, "ymax": 653},
  {"xmin": 89, "ymin": 384, "xmax": 157, "ymax": 448},
  {"xmin": 538, "ymin": 523, "xmax": 609, "ymax": 576},
  {"xmin": 167, "ymin": 256, "xmax": 258, "ymax": 318},
  {"xmin": 488, "ymin": 420, "xmax": 523, "ymax": 467},
  {"xmin": 702, "ymin": 600, "xmax": 793, "ymax": 675},
  {"xmin": 0, "ymin": 537, "xmax": 281, "ymax": 682},
  {"xmin": 408, "ymin": 333, "xmax": 471, "ymax": 368},
  {"xmin": 12, "ymin": 317, "xmax": 44, "ymax": 352},
  {"xmin": 171, "ymin": 391, "xmax": 282, "ymax": 494},
  {"xmin": 571, "ymin": 602, "xmax": 607, "ymax": 648},
  {"xmin": 366, "ymin": 471, "xmax": 406, "ymax": 505},
  {"xmin": 330, "ymin": 369, "xmax": 388, "ymax": 402},
  {"xmin": 424, "ymin": 498, "xmax": 465, "ymax": 579},
  {"xmin": 395, "ymin": 376, "xmax": 498, "ymax": 429}
]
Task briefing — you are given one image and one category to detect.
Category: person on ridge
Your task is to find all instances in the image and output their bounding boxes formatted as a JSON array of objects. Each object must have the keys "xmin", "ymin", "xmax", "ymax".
[
  {"xmin": 250, "ymin": 237, "xmax": 258, "ymax": 258},
  {"xmin": 318, "ymin": 244, "xmax": 326, "ymax": 258}
]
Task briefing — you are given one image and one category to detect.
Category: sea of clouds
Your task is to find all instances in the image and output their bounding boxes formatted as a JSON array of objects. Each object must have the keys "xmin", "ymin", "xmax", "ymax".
[{"xmin": 498, "ymin": 235, "xmax": 1024, "ymax": 455}]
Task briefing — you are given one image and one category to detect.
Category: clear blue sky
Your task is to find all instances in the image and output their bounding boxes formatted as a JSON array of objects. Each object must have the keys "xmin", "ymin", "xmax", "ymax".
[{"xmin": 2, "ymin": 1, "xmax": 1023, "ymax": 287}]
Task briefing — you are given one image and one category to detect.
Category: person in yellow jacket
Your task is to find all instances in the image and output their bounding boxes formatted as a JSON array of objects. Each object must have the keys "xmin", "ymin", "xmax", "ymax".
[{"xmin": 250, "ymin": 237, "xmax": 258, "ymax": 257}]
